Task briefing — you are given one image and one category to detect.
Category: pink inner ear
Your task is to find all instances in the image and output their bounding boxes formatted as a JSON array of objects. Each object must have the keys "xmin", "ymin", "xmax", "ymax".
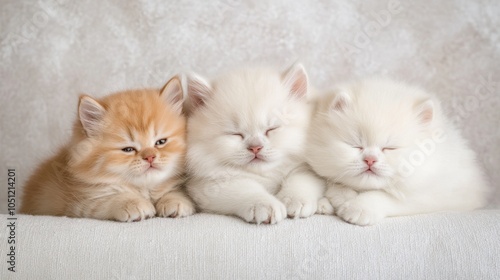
[
  {"xmin": 81, "ymin": 110, "xmax": 99, "ymax": 124},
  {"xmin": 420, "ymin": 108, "xmax": 433, "ymax": 123},
  {"xmin": 79, "ymin": 97, "xmax": 105, "ymax": 136},
  {"xmin": 193, "ymin": 96, "xmax": 205, "ymax": 107},
  {"xmin": 330, "ymin": 92, "xmax": 350, "ymax": 112},
  {"xmin": 290, "ymin": 74, "xmax": 307, "ymax": 98},
  {"xmin": 417, "ymin": 100, "xmax": 434, "ymax": 124},
  {"xmin": 161, "ymin": 77, "xmax": 183, "ymax": 111},
  {"xmin": 188, "ymin": 83, "xmax": 206, "ymax": 107},
  {"xmin": 283, "ymin": 64, "xmax": 308, "ymax": 98},
  {"xmin": 187, "ymin": 75, "xmax": 212, "ymax": 109},
  {"xmin": 332, "ymin": 98, "xmax": 346, "ymax": 111}
]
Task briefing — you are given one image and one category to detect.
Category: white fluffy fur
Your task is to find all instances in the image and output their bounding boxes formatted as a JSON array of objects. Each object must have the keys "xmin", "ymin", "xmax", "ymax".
[
  {"xmin": 185, "ymin": 64, "xmax": 325, "ymax": 224},
  {"xmin": 308, "ymin": 78, "xmax": 490, "ymax": 226}
]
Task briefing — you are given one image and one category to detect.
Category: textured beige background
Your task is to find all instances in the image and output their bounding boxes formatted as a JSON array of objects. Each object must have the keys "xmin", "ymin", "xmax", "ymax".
[{"xmin": 0, "ymin": 0, "xmax": 498, "ymax": 213}]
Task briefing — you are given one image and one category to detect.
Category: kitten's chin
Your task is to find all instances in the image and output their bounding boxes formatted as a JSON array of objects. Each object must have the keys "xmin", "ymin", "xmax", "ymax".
[
  {"xmin": 143, "ymin": 167, "xmax": 162, "ymax": 176},
  {"xmin": 230, "ymin": 154, "xmax": 280, "ymax": 171},
  {"xmin": 243, "ymin": 158, "xmax": 280, "ymax": 172},
  {"xmin": 132, "ymin": 171, "xmax": 167, "ymax": 186},
  {"xmin": 122, "ymin": 166, "xmax": 172, "ymax": 187},
  {"xmin": 143, "ymin": 164, "xmax": 161, "ymax": 172},
  {"xmin": 249, "ymin": 157, "xmax": 266, "ymax": 165},
  {"xmin": 341, "ymin": 173, "xmax": 390, "ymax": 191}
]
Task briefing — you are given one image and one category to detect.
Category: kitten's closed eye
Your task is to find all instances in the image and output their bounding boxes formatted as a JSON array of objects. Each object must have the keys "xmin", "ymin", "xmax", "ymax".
[
  {"xmin": 229, "ymin": 133, "xmax": 244, "ymax": 139},
  {"xmin": 265, "ymin": 126, "xmax": 280, "ymax": 136},
  {"xmin": 350, "ymin": 145, "xmax": 398, "ymax": 152}
]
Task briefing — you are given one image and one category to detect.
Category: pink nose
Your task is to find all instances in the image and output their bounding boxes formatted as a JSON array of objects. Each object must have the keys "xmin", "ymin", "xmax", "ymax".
[
  {"xmin": 248, "ymin": 146, "xmax": 263, "ymax": 154},
  {"xmin": 364, "ymin": 156, "xmax": 377, "ymax": 167},
  {"xmin": 143, "ymin": 155, "xmax": 156, "ymax": 163}
]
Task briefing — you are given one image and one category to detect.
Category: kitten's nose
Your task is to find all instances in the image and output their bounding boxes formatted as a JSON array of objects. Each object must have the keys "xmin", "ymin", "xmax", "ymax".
[
  {"xmin": 143, "ymin": 155, "xmax": 156, "ymax": 163},
  {"xmin": 248, "ymin": 146, "xmax": 263, "ymax": 154},
  {"xmin": 364, "ymin": 156, "xmax": 377, "ymax": 167}
]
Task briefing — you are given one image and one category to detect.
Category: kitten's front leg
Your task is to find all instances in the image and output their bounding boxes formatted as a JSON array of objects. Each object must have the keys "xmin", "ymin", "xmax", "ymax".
[
  {"xmin": 277, "ymin": 171, "xmax": 325, "ymax": 218},
  {"xmin": 316, "ymin": 197, "xmax": 334, "ymax": 215},
  {"xmin": 189, "ymin": 178, "xmax": 286, "ymax": 224},
  {"xmin": 236, "ymin": 194, "xmax": 287, "ymax": 224},
  {"xmin": 80, "ymin": 191, "xmax": 156, "ymax": 222},
  {"xmin": 112, "ymin": 196, "xmax": 157, "ymax": 222},
  {"xmin": 336, "ymin": 190, "xmax": 395, "ymax": 226},
  {"xmin": 155, "ymin": 189, "xmax": 195, "ymax": 218},
  {"xmin": 325, "ymin": 182, "xmax": 358, "ymax": 210}
]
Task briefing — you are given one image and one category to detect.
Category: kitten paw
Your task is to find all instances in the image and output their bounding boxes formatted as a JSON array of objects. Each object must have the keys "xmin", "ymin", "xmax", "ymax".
[
  {"xmin": 336, "ymin": 199, "xmax": 384, "ymax": 226},
  {"xmin": 326, "ymin": 186, "xmax": 358, "ymax": 209},
  {"xmin": 156, "ymin": 196, "xmax": 195, "ymax": 218},
  {"xmin": 238, "ymin": 198, "xmax": 287, "ymax": 225},
  {"xmin": 278, "ymin": 195, "xmax": 317, "ymax": 219},
  {"xmin": 114, "ymin": 199, "xmax": 156, "ymax": 222},
  {"xmin": 316, "ymin": 197, "xmax": 334, "ymax": 215}
]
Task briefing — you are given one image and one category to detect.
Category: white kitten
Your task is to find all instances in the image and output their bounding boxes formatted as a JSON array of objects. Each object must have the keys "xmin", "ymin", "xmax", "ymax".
[
  {"xmin": 185, "ymin": 64, "xmax": 325, "ymax": 224},
  {"xmin": 308, "ymin": 78, "xmax": 490, "ymax": 226}
]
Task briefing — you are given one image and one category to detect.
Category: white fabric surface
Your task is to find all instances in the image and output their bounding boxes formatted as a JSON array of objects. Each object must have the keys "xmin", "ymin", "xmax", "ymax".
[
  {"xmin": 1, "ymin": 211, "xmax": 499, "ymax": 279},
  {"xmin": 0, "ymin": 1, "xmax": 499, "ymax": 213}
]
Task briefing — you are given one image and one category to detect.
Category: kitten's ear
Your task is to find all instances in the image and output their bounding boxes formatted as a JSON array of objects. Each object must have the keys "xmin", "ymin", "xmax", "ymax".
[
  {"xmin": 78, "ymin": 95, "xmax": 106, "ymax": 137},
  {"xmin": 329, "ymin": 90, "xmax": 351, "ymax": 113},
  {"xmin": 282, "ymin": 63, "xmax": 308, "ymax": 98},
  {"xmin": 415, "ymin": 99, "xmax": 434, "ymax": 124},
  {"xmin": 160, "ymin": 75, "xmax": 184, "ymax": 113},
  {"xmin": 186, "ymin": 73, "xmax": 212, "ymax": 110}
]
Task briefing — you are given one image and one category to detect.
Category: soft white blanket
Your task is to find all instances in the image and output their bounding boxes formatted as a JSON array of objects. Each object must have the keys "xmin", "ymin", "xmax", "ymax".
[
  {"xmin": 1, "ymin": 211, "xmax": 500, "ymax": 279},
  {"xmin": 0, "ymin": 1, "xmax": 498, "ymax": 211}
]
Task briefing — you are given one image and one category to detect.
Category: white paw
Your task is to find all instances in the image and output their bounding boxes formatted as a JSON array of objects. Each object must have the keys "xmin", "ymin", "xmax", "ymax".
[
  {"xmin": 326, "ymin": 186, "xmax": 358, "ymax": 209},
  {"xmin": 278, "ymin": 195, "xmax": 317, "ymax": 219},
  {"xmin": 156, "ymin": 198, "xmax": 195, "ymax": 218},
  {"xmin": 336, "ymin": 198, "xmax": 384, "ymax": 226},
  {"xmin": 316, "ymin": 197, "xmax": 334, "ymax": 215},
  {"xmin": 114, "ymin": 199, "xmax": 156, "ymax": 222},
  {"xmin": 238, "ymin": 197, "xmax": 287, "ymax": 225}
]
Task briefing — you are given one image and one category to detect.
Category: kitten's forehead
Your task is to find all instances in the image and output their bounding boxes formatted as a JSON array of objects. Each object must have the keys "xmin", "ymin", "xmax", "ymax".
[
  {"xmin": 227, "ymin": 106, "xmax": 283, "ymax": 131},
  {"xmin": 331, "ymin": 88, "xmax": 422, "ymax": 146},
  {"xmin": 358, "ymin": 122, "xmax": 395, "ymax": 145},
  {"xmin": 207, "ymin": 69, "xmax": 290, "ymax": 130},
  {"xmin": 125, "ymin": 125, "xmax": 155, "ymax": 142},
  {"xmin": 213, "ymin": 68, "xmax": 287, "ymax": 104},
  {"xmin": 100, "ymin": 89, "xmax": 184, "ymax": 142}
]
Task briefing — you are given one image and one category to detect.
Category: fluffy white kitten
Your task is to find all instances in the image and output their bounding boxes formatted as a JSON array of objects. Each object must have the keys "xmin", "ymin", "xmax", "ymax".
[
  {"xmin": 308, "ymin": 78, "xmax": 489, "ymax": 226},
  {"xmin": 185, "ymin": 64, "xmax": 326, "ymax": 224}
]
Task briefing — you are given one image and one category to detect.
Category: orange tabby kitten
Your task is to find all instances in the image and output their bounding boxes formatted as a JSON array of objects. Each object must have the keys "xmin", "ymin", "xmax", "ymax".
[{"xmin": 20, "ymin": 76, "xmax": 195, "ymax": 222}]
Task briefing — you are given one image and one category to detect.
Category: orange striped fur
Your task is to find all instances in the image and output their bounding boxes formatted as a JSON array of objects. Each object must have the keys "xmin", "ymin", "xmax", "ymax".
[{"xmin": 20, "ymin": 77, "xmax": 195, "ymax": 222}]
